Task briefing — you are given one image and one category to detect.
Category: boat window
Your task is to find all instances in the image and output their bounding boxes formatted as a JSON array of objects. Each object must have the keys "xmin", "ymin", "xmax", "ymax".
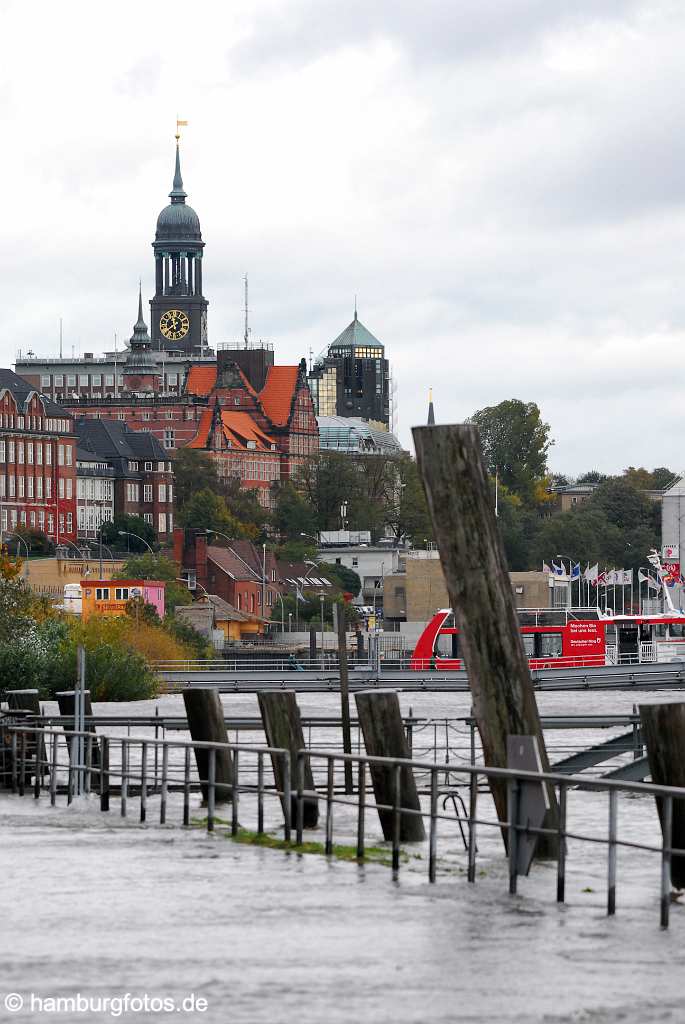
[
  {"xmin": 539, "ymin": 632, "xmax": 562, "ymax": 658},
  {"xmin": 522, "ymin": 634, "xmax": 535, "ymax": 657},
  {"xmin": 654, "ymin": 624, "xmax": 667, "ymax": 638},
  {"xmin": 669, "ymin": 624, "xmax": 685, "ymax": 639},
  {"xmin": 436, "ymin": 632, "xmax": 458, "ymax": 658}
]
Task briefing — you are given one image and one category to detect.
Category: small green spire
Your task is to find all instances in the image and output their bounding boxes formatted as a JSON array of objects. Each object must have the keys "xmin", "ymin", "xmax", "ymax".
[{"xmin": 169, "ymin": 141, "xmax": 187, "ymax": 203}]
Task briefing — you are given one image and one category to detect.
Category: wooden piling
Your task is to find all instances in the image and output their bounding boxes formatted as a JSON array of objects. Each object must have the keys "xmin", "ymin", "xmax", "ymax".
[
  {"xmin": 182, "ymin": 689, "xmax": 233, "ymax": 803},
  {"xmin": 257, "ymin": 691, "xmax": 319, "ymax": 828},
  {"xmin": 355, "ymin": 690, "xmax": 426, "ymax": 842},
  {"xmin": 413, "ymin": 423, "xmax": 558, "ymax": 857},
  {"xmin": 639, "ymin": 702, "xmax": 685, "ymax": 888}
]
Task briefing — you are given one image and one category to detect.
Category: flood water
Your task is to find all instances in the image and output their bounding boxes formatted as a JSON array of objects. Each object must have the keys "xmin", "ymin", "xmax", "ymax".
[{"xmin": 1, "ymin": 689, "xmax": 683, "ymax": 1023}]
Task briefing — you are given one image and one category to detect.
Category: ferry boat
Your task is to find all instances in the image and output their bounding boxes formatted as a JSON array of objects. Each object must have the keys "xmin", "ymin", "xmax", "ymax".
[{"xmin": 410, "ymin": 607, "xmax": 685, "ymax": 671}]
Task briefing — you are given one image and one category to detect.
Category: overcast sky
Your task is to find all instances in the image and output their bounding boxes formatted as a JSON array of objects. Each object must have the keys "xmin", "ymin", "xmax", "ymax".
[{"xmin": 1, "ymin": 0, "xmax": 684, "ymax": 474}]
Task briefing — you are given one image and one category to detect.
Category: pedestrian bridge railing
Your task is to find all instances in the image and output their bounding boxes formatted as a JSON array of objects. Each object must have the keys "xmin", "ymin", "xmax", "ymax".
[{"xmin": 1, "ymin": 722, "xmax": 683, "ymax": 929}]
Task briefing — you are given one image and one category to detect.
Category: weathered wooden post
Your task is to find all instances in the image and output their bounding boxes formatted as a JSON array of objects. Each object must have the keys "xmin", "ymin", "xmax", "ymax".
[
  {"xmin": 639, "ymin": 702, "xmax": 685, "ymax": 888},
  {"xmin": 309, "ymin": 627, "xmax": 317, "ymax": 668},
  {"xmin": 355, "ymin": 690, "xmax": 426, "ymax": 842},
  {"xmin": 257, "ymin": 691, "xmax": 319, "ymax": 828},
  {"xmin": 183, "ymin": 689, "xmax": 233, "ymax": 803},
  {"xmin": 413, "ymin": 423, "xmax": 558, "ymax": 857},
  {"xmin": 337, "ymin": 610, "xmax": 354, "ymax": 794}
]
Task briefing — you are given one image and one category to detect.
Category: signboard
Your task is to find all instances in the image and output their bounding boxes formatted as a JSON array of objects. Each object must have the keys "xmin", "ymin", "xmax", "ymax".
[
  {"xmin": 663, "ymin": 545, "xmax": 680, "ymax": 560},
  {"xmin": 506, "ymin": 735, "xmax": 550, "ymax": 877},
  {"xmin": 563, "ymin": 620, "xmax": 604, "ymax": 658}
]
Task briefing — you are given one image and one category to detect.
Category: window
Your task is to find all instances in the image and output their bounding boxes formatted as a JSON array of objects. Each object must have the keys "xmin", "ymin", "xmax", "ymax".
[
  {"xmin": 78, "ymin": 375, "xmax": 88, "ymax": 387},
  {"xmin": 66, "ymin": 479, "xmax": 72, "ymax": 499},
  {"xmin": 143, "ymin": 484, "xmax": 152, "ymax": 502},
  {"xmin": 58, "ymin": 478, "xmax": 65, "ymax": 498},
  {"xmin": 96, "ymin": 588, "xmax": 110, "ymax": 600},
  {"xmin": 46, "ymin": 444, "xmax": 52, "ymax": 465},
  {"xmin": 92, "ymin": 374, "xmax": 101, "ymax": 386},
  {"xmin": 167, "ymin": 484, "xmax": 173, "ymax": 504},
  {"xmin": 65, "ymin": 445, "xmax": 72, "ymax": 466},
  {"xmin": 352, "ymin": 557, "xmax": 358, "ymax": 567},
  {"xmin": 66, "ymin": 513, "xmax": 73, "ymax": 533},
  {"xmin": 144, "ymin": 461, "xmax": 153, "ymax": 471},
  {"xmin": 67, "ymin": 375, "xmax": 76, "ymax": 387},
  {"xmin": 8, "ymin": 441, "xmax": 14, "ymax": 463},
  {"xmin": 115, "ymin": 588, "xmax": 129, "ymax": 601},
  {"xmin": 167, "ymin": 512, "xmax": 173, "ymax": 532},
  {"xmin": 41, "ymin": 375, "xmax": 50, "ymax": 388},
  {"xmin": 0, "ymin": 477, "xmax": 4, "ymax": 497},
  {"xmin": 18, "ymin": 443, "xmax": 24, "ymax": 464},
  {"xmin": 117, "ymin": 413, "xmax": 126, "ymax": 422},
  {"xmin": 36, "ymin": 443, "xmax": 42, "ymax": 465},
  {"xmin": 158, "ymin": 484, "xmax": 166, "ymax": 502},
  {"xmin": 38, "ymin": 511, "xmax": 44, "ymax": 530},
  {"xmin": 18, "ymin": 476, "xmax": 24, "ymax": 497},
  {"xmin": 48, "ymin": 514, "xmax": 54, "ymax": 534},
  {"xmin": 27, "ymin": 443, "xmax": 33, "ymax": 464},
  {"xmin": 167, "ymin": 373, "xmax": 178, "ymax": 385},
  {"xmin": 27, "ymin": 477, "xmax": 33, "ymax": 498},
  {"xmin": 163, "ymin": 430, "xmax": 175, "ymax": 450},
  {"xmin": 166, "ymin": 410, "xmax": 174, "ymax": 420},
  {"xmin": 58, "ymin": 445, "xmax": 64, "ymax": 465},
  {"xmin": 54, "ymin": 375, "xmax": 63, "ymax": 387},
  {"xmin": 143, "ymin": 411, "xmax": 152, "ymax": 421},
  {"xmin": 45, "ymin": 477, "xmax": 51, "ymax": 497},
  {"xmin": 36, "ymin": 477, "xmax": 43, "ymax": 498},
  {"xmin": 0, "ymin": 440, "xmax": 4, "ymax": 462},
  {"xmin": 143, "ymin": 513, "xmax": 153, "ymax": 525},
  {"xmin": 158, "ymin": 512, "xmax": 166, "ymax": 533},
  {"xmin": 78, "ymin": 507, "xmax": 86, "ymax": 530},
  {"xmin": 20, "ymin": 511, "xmax": 26, "ymax": 526},
  {"xmin": 105, "ymin": 375, "xmax": 114, "ymax": 387},
  {"xmin": 8, "ymin": 476, "xmax": 15, "ymax": 497},
  {"xmin": 128, "ymin": 461, "xmax": 139, "ymax": 471},
  {"xmin": 539, "ymin": 633, "xmax": 563, "ymax": 658}
]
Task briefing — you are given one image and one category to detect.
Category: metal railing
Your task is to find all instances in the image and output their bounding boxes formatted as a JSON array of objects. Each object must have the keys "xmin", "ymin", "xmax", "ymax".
[{"xmin": 2, "ymin": 722, "xmax": 683, "ymax": 928}]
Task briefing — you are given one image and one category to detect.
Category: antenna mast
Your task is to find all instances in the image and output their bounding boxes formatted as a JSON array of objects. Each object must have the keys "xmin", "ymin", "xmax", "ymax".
[
  {"xmin": 59, "ymin": 317, "xmax": 63, "ymax": 359},
  {"xmin": 244, "ymin": 273, "xmax": 249, "ymax": 349}
]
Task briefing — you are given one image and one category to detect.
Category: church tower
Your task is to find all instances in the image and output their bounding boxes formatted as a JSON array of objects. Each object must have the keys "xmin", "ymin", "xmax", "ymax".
[
  {"xmin": 124, "ymin": 284, "xmax": 159, "ymax": 392},
  {"xmin": 150, "ymin": 139, "xmax": 208, "ymax": 355}
]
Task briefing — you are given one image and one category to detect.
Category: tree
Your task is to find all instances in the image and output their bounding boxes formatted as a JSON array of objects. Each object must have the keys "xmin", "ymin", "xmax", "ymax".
[
  {"xmin": 296, "ymin": 454, "xmax": 363, "ymax": 532},
  {"xmin": 273, "ymin": 480, "xmax": 318, "ymax": 540},
  {"xmin": 623, "ymin": 466, "xmax": 677, "ymax": 491},
  {"xmin": 218, "ymin": 476, "xmax": 271, "ymax": 535},
  {"xmin": 576, "ymin": 470, "xmax": 607, "ymax": 484},
  {"xmin": 178, "ymin": 488, "xmax": 257, "ymax": 540},
  {"xmin": 469, "ymin": 399, "xmax": 552, "ymax": 503},
  {"xmin": 172, "ymin": 448, "xmax": 220, "ymax": 510},
  {"xmin": 101, "ymin": 514, "xmax": 156, "ymax": 553},
  {"xmin": 316, "ymin": 560, "xmax": 361, "ymax": 598}
]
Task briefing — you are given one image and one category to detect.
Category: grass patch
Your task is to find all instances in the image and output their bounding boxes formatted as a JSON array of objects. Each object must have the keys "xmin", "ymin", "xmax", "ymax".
[{"xmin": 191, "ymin": 818, "xmax": 407, "ymax": 867}]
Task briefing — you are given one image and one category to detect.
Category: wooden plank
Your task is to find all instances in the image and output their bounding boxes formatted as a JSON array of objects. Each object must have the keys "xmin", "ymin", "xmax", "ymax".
[
  {"xmin": 257, "ymin": 691, "xmax": 319, "ymax": 828},
  {"xmin": 355, "ymin": 690, "xmax": 426, "ymax": 842},
  {"xmin": 182, "ymin": 689, "xmax": 233, "ymax": 803},
  {"xmin": 639, "ymin": 702, "xmax": 685, "ymax": 888},
  {"xmin": 413, "ymin": 423, "xmax": 558, "ymax": 857}
]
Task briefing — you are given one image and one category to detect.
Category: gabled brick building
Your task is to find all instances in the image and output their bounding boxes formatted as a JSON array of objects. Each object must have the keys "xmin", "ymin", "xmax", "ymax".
[
  {"xmin": 174, "ymin": 529, "xmax": 280, "ymax": 620},
  {"xmin": 0, "ymin": 368, "xmax": 77, "ymax": 543}
]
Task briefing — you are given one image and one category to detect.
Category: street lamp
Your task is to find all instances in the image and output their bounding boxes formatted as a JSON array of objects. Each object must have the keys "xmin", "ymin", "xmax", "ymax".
[
  {"xmin": 5, "ymin": 533, "xmax": 30, "ymax": 579},
  {"xmin": 118, "ymin": 530, "xmax": 154, "ymax": 554}
]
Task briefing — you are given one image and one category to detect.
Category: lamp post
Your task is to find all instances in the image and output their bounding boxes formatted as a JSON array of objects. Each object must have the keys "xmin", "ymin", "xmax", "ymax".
[
  {"xmin": 5, "ymin": 533, "xmax": 30, "ymax": 579},
  {"xmin": 118, "ymin": 530, "xmax": 154, "ymax": 554}
]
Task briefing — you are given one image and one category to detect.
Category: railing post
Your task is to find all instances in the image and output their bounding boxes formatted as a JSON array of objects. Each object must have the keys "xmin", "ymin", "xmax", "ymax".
[
  {"xmin": 34, "ymin": 729, "xmax": 42, "ymax": 799},
  {"xmin": 392, "ymin": 763, "xmax": 401, "ymax": 879},
  {"xmin": 19, "ymin": 731, "xmax": 27, "ymax": 797},
  {"xmin": 282, "ymin": 751, "xmax": 291, "ymax": 843},
  {"xmin": 467, "ymin": 770, "xmax": 478, "ymax": 883},
  {"xmin": 67, "ymin": 735, "xmax": 77, "ymax": 805},
  {"xmin": 84, "ymin": 735, "xmax": 93, "ymax": 796},
  {"xmin": 257, "ymin": 752, "xmax": 264, "ymax": 836},
  {"xmin": 183, "ymin": 746, "xmax": 191, "ymax": 827},
  {"xmin": 661, "ymin": 795, "xmax": 673, "ymax": 929},
  {"xmin": 121, "ymin": 741, "xmax": 128, "ymax": 818},
  {"xmin": 231, "ymin": 748, "xmax": 240, "ymax": 837},
  {"xmin": 207, "ymin": 747, "xmax": 216, "ymax": 833},
  {"xmin": 607, "ymin": 789, "xmax": 618, "ymax": 916},
  {"xmin": 325, "ymin": 758, "xmax": 334, "ymax": 856},
  {"xmin": 356, "ymin": 761, "xmax": 366, "ymax": 860},
  {"xmin": 50, "ymin": 732, "xmax": 58, "ymax": 807},
  {"xmin": 296, "ymin": 751, "xmax": 305, "ymax": 846},
  {"xmin": 159, "ymin": 744, "xmax": 168, "ymax": 825},
  {"xmin": 140, "ymin": 741, "xmax": 148, "ymax": 823},
  {"xmin": 428, "ymin": 767, "xmax": 438, "ymax": 883},
  {"xmin": 508, "ymin": 779, "xmax": 520, "ymax": 896},
  {"xmin": 557, "ymin": 784, "xmax": 567, "ymax": 903},
  {"xmin": 11, "ymin": 732, "xmax": 17, "ymax": 793},
  {"xmin": 100, "ymin": 737, "xmax": 110, "ymax": 812}
]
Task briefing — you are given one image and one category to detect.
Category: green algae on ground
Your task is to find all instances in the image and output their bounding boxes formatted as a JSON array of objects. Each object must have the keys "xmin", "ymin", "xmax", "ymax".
[{"xmin": 191, "ymin": 818, "xmax": 406, "ymax": 867}]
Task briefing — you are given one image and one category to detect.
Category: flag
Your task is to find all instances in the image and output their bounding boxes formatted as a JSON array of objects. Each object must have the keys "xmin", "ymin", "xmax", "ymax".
[
  {"xmin": 571, "ymin": 562, "xmax": 581, "ymax": 580},
  {"xmin": 551, "ymin": 561, "xmax": 565, "ymax": 576},
  {"xmin": 621, "ymin": 569, "xmax": 633, "ymax": 585},
  {"xmin": 647, "ymin": 550, "xmax": 661, "ymax": 569},
  {"xmin": 176, "ymin": 118, "xmax": 189, "ymax": 127},
  {"xmin": 542, "ymin": 562, "xmax": 552, "ymax": 573},
  {"xmin": 584, "ymin": 563, "xmax": 599, "ymax": 583},
  {"xmin": 639, "ymin": 570, "xmax": 661, "ymax": 592},
  {"xmin": 595, "ymin": 571, "xmax": 607, "ymax": 587}
]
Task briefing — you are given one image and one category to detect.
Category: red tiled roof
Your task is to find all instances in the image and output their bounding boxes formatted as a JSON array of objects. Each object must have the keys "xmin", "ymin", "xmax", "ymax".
[
  {"xmin": 220, "ymin": 411, "xmax": 275, "ymax": 451},
  {"xmin": 259, "ymin": 366, "xmax": 299, "ymax": 427},
  {"xmin": 187, "ymin": 408, "xmax": 214, "ymax": 448},
  {"xmin": 185, "ymin": 365, "xmax": 217, "ymax": 397}
]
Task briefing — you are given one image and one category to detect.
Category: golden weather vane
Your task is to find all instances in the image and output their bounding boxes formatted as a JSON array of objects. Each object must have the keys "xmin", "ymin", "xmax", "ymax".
[{"xmin": 175, "ymin": 116, "xmax": 188, "ymax": 141}]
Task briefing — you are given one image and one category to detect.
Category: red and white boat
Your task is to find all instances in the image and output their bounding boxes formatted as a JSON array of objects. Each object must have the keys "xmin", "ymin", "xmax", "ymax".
[{"xmin": 410, "ymin": 608, "xmax": 685, "ymax": 671}]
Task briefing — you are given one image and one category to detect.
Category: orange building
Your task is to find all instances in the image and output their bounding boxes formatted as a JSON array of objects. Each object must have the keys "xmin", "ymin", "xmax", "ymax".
[{"xmin": 80, "ymin": 579, "xmax": 166, "ymax": 622}]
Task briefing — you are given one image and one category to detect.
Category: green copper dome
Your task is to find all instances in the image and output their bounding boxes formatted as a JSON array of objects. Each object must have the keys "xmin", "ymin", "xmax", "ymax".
[{"xmin": 155, "ymin": 143, "xmax": 202, "ymax": 242}]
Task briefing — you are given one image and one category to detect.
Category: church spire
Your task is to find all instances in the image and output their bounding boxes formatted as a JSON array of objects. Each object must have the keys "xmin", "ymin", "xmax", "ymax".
[
  {"xmin": 169, "ymin": 141, "xmax": 187, "ymax": 203},
  {"xmin": 427, "ymin": 387, "xmax": 435, "ymax": 425},
  {"xmin": 130, "ymin": 281, "xmax": 151, "ymax": 348}
]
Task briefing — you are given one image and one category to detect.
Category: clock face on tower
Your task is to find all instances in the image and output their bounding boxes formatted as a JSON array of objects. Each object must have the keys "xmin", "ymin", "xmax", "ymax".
[{"xmin": 160, "ymin": 309, "xmax": 190, "ymax": 341}]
